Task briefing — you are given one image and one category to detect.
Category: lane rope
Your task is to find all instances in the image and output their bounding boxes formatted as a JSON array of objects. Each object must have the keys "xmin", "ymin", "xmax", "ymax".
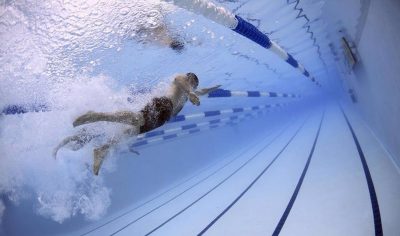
[
  {"xmin": 169, "ymin": 0, "xmax": 322, "ymax": 86},
  {"xmin": 207, "ymin": 89, "xmax": 301, "ymax": 98}
]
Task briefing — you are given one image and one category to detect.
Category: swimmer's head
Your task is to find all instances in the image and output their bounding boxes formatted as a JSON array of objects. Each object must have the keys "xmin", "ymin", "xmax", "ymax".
[
  {"xmin": 170, "ymin": 39, "xmax": 185, "ymax": 52},
  {"xmin": 186, "ymin": 72, "xmax": 199, "ymax": 89}
]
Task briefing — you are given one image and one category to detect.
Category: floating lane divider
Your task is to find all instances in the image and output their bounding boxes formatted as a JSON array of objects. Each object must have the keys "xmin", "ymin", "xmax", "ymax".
[
  {"xmin": 2, "ymin": 91, "xmax": 294, "ymax": 116},
  {"xmin": 169, "ymin": 0, "xmax": 321, "ymax": 86},
  {"xmin": 137, "ymin": 113, "xmax": 253, "ymax": 140},
  {"xmin": 130, "ymin": 117, "xmax": 241, "ymax": 149},
  {"xmin": 131, "ymin": 110, "xmax": 269, "ymax": 148},
  {"xmin": 207, "ymin": 89, "xmax": 301, "ymax": 98},
  {"xmin": 138, "ymin": 105, "xmax": 276, "ymax": 140},
  {"xmin": 168, "ymin": 102, "xmax": 288, "ymax": 123},
  {"xmin": 2, "ymin": 104, "xmax": 50, "ymax": 115}
]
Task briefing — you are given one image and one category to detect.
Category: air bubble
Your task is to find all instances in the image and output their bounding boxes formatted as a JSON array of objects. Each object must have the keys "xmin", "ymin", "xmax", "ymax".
[{"xmin": 119, "ymin": 7, "xmax": 130, "ymax": 15}]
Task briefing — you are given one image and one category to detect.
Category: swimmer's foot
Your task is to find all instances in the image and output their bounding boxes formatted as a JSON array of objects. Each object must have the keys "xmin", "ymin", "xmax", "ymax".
[{"xmin": 93, "ymin": 145, "xmax": 110, "ymax": 175}]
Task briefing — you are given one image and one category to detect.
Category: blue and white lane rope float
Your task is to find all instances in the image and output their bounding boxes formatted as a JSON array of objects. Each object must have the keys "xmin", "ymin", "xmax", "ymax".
[
  {"xmin": 207, "ymin": 89, "xmax": 300, "ymax": 98},
  {"xmin": 167, "ymin": 0, "xmax": 321, "ymax": 86},
  {"xmin": 131, "ymin": 121, "xmax": 232, "ymax": 148},
  {"xmin": 1, "ymin": 104, "xmax": 50, "ymax": 115},
  {"xmin": 130, "ymin": 104, "xmax": 284, "ymax": 148},
  {"xmin": 137, "ymin": 109, "xmax": 267, "ymax": 140},
  {"xmin": 168, "ymin": 103, "xmax": 288, "ymax": 123},
  {"xmin": 2, "ymin": 91, "xmax": 294, "ymax": 116},
  {"xmin": 131, "ymin": 112, "xmax": 259, "ymax": 148}
]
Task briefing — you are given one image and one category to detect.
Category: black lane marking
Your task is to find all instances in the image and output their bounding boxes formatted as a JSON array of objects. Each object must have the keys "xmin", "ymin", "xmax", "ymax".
[
  {"xmin": 340, "ymin": 106, "xmax": 383, "ymax": 236},
  {"xmin": 272, "ymin": 111, "xmax": 324, "ymax": 236},
  {"xmin": 110, "ymin": 120, "xmax": 294, "ymax": 236},
  {"xmin": 197, "ymin": 115, "xmax": 311, "ymax": 236},
  {"xmin": 142, "ymin": 118, "xmax": 308, "ymax": 236},
  {"xmin": 80, "ymin": 149, "xmax": 239, "ymax": 236}
]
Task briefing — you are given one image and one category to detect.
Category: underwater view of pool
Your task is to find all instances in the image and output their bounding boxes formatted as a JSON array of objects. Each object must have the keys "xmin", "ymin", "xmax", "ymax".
[{"xmin": 0, "ymin": 0, "xmax": 399, "ymax": 235}]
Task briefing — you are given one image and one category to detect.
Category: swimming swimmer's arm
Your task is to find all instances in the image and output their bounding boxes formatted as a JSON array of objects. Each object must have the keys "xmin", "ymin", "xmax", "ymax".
[
  {"xmin": 195, "ymin": 85, "xmax": 221, "ymax": 96},
  {"xmin": 188, "ymin": 93, "xmax": 200, "ymax": 106},
  {"xmin": 174, "ymin": 75, "xmax": 200, "ymax": 106}
]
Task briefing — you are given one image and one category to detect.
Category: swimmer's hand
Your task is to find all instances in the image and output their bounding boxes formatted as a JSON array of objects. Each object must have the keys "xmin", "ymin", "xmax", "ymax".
[
  {"xmin": 189, "ymin": 92, "xmax": 200, "ymax": 106},
  {"xmin": 195, "ymin": 85, "xmax": 222, "ymax": 96}
]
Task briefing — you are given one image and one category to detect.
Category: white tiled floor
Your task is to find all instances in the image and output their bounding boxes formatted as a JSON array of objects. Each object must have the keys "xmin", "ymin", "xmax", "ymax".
[{"xmin": 76, "ymin": 105, "xmax": 400, "ymax": 236}]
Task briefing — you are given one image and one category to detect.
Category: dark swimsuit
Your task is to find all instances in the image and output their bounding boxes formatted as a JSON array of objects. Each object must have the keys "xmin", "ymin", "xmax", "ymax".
[{"xmin": 139, "ymin": 96, "xmax": 174, "ymax": 133}]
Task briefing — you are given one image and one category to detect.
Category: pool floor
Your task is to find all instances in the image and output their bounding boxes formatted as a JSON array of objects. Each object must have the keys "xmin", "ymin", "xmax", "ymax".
[{"xmin": 73, "ymin": 104, "xmax": 400, "ymax": 236}]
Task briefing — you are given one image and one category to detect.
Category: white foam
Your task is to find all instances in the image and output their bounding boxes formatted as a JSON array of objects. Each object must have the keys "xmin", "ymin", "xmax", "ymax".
[{"xmin": 0, "ymin": 0, "xmax": 174, "ymax": 224}]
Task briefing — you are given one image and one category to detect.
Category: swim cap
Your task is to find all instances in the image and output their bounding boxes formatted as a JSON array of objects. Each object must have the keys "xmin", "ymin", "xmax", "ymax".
[
  {"xmin": 170, "ymin": 39, "xmax": 185, "ymax": 52},
  {"xmin": 186, "ymin": 72, "xmax": 199, "ymax": 88}
]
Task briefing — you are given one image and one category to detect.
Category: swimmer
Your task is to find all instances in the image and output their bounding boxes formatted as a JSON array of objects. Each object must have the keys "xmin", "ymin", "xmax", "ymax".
[
  {"xmin": 54, "ymin": 73, "xmax": 220, "ymax": 175},
  {"xmin": 135, "ymin": 23, "xmax": 185, "ymax": 52},
  {"xmin": 131, "ymin": 5, "xmax": 185, "ymax": 52}
]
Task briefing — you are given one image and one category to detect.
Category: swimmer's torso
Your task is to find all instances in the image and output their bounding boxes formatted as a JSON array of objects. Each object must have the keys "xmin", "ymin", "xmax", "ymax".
[{"xmin": 138, "ymin": 75, "xmax": 191, "ymax": 133}]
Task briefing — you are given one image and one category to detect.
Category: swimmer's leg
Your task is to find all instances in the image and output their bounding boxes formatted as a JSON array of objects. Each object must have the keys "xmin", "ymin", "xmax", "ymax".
[
  {"xmin": 53, "ymin": 131, "xmax": 98, "ymax": 159},
  {"xmin": 93, "ymin": 142, "xmax": 114, "ymax": 176},
  {"xmin": 73, "ymin": 111, "xmax": 144, "ymax": 127},
  {"xmin": 92, "ymin": 127, "xmax": 139, "ymax": 175}
]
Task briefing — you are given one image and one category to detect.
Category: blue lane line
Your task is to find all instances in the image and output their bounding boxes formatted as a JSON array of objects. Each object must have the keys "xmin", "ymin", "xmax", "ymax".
[
  {"xmin": 110, "ymin": 122, "xmax": 292, "ymax": 236},
  {"xmin": 144, "ymin": 120, "xmax": 302, "ymax": 236},
  {"xmin": 197, "ymin": 115, "xmax": 310, "ymax": 236},
  {"xmin": 340, "ymin": 106, "xmax": 383, "ymax": 236},
  {"xmin": 79, "ymin": 145, "xmax": 250, "ymax": 236},
  {"xmin": 146, "ymin": 115, "xmax": 305, "ymax": 236},
  {"xmin": 272, "ymin": 111, "xmax": 325, "ymax": 236}
]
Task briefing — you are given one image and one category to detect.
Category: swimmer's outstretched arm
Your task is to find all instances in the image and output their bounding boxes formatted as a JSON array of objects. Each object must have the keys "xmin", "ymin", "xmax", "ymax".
[{"xmin": 195, "ymin": 85, "xmax": 221, "ymax": 96}]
